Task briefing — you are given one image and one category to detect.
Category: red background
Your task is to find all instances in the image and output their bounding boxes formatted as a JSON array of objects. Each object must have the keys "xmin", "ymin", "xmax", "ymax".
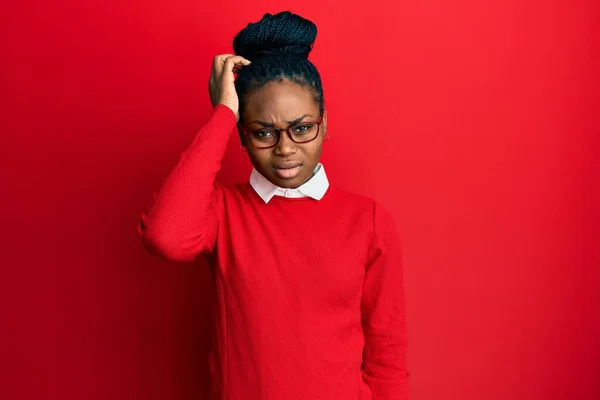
[{"xmin": 1, "ymin": 1, "xmax": 599, "ymax": 399}]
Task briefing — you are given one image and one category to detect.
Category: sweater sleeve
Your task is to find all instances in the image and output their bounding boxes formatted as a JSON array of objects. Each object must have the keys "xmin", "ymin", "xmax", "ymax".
[
  {"xmin": 137, "ymin": 105, "xmax": 236, "ymax": 262},
  {"xmin": 361, "ymin": 201, "xmax": 410, "ymax": 399}
]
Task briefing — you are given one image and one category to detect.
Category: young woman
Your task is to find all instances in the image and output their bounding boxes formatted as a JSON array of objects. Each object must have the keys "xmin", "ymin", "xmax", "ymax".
[{"xmin": 138, "ymin": 11, "xmax": 409, "ymax": 400}]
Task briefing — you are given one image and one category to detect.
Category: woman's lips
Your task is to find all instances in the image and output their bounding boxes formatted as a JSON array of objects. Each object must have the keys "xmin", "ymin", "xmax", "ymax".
[{"xmin": 273, "ymin": 162, "xmax": 302, "ymax": 179}]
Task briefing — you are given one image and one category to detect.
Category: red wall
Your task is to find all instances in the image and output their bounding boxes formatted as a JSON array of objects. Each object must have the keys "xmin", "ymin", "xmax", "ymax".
[{"xmin": 2, "ymin": 1, "xmax": 598, "ymax": 399}]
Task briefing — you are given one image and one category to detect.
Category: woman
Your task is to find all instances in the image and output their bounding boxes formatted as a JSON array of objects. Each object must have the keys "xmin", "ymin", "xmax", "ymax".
[{"xmin": 138, "ymin": 11, "xmax": 409, "ymax": 400}]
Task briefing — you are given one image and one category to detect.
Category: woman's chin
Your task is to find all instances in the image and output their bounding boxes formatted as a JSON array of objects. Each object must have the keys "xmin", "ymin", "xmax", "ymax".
[{"xmin": 270, "ymin": 174, "xmax": 308, "ymax": 189}]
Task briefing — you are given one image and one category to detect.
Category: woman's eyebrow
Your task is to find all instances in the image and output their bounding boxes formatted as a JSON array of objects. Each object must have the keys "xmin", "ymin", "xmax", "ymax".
[
  {"xmin": 287, "ymin": 114, "xmax": 311, "ymax": 124},
  {"xmin": 248, "ymin": 114, "xmax": 313, "ymax": 127}
]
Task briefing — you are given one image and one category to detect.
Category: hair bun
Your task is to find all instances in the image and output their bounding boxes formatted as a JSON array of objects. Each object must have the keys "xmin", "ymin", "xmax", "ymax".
[{"xmin": 233, "ymin": 11, "xmax": 317, "ymax": 60}]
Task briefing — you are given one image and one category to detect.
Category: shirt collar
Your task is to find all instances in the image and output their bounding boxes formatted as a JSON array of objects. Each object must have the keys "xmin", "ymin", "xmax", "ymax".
[{"xmin": 249, "ymin": 163, "xmax": 329, "ymax": 204}]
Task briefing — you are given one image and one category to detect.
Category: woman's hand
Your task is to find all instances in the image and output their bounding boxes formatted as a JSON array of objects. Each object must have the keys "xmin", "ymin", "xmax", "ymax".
[{"xmin": 209, "ymin": 54, "xmax": 251, "ymax": 121}]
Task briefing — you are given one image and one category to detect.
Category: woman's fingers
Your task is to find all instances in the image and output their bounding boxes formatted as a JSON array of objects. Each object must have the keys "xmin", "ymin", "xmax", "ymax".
[
  {"xmin": 223, "ymin": 56, "xmax": 251, "ymax": 74},
  {"xmin": 232, "ymin": 63, "xmax": 245, "ymax": 73},
  {"xmin": 208, "ymin": 54, "xmax": 250, "ymax": 121},
  {"xmin": 213, "ymin": 54, "xmax": 234, "ymax": 70},
  {"xmin": 212, "ymin": 55, "xmax": 251, "ymax": 77}
]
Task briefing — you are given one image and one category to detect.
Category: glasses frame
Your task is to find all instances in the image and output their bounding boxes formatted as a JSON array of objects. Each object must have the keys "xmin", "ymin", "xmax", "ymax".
[{"xmin": 238, "ymin": 114, "xmax": 324, "ymax": 149}]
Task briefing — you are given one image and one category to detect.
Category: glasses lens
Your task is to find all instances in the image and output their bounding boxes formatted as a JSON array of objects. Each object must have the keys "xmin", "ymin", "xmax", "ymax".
[
  {"xmin": 290, "ymin": 122, "xmax": 319, "ymax": 143},
  {"xmin": 250, "ymin": 129, "xmax": 278, "ymax": 148}
]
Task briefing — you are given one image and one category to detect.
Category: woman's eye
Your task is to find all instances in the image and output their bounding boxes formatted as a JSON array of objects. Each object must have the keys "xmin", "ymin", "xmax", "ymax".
[
  {"xmin": 254, "ymin": 130, "xmax": 274, "ymax": 138},
  {"xmin": 292, "ymin": 124, "xmax": 313, "ymax": 134}
]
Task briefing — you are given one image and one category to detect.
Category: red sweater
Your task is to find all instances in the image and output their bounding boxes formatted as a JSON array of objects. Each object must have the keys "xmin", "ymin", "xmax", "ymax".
[{"xmin": 138, "ymin": 105, "xmax": 409, "ymax": 399}]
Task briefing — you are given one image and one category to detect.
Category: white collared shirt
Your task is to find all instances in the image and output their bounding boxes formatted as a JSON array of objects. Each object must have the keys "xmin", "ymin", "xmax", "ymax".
[{"xmin": 249, "ymin": 163, "xmax": 330, "ymax": 204}]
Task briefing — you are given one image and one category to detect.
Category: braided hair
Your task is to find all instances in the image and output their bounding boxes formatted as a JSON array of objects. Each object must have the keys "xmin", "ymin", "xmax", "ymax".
[{"xmin": 233, "ymin": 12, "xmax": 324, "ymax": 121}]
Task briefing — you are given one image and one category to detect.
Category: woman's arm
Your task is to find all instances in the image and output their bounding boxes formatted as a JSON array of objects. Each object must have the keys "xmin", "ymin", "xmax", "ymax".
[
  {"xmin": 361, "ymin": 202, "xmax": 410, "ymax": 399},
  {"xmin": 137, "ymin": 105, "xmax": 235, "ymax": 261},
  {"xmin": 137, "ymin": 54, "xmax": 251, "ymax": 262}
]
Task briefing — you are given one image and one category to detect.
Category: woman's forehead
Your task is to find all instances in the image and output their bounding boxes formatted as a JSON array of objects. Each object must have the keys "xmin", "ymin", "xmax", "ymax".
[{"xmin": 244, "ymin": 81, "xmax": 319, "ymax": 121}]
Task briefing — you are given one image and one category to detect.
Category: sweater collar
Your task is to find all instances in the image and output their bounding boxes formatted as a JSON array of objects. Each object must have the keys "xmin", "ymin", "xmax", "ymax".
[{"xmin": 249, "ymin": 163, "xmax": 329, "ymax": 204}]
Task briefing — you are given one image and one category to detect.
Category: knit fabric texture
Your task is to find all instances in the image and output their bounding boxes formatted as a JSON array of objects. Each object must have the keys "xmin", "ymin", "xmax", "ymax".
[{"xmin": 138, "ymin": 105, "xmax": 409, "ymax": 399}]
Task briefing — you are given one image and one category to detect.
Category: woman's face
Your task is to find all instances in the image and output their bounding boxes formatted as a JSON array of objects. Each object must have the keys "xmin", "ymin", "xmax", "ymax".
[{"xmin": 240, "ymin": 80, "xmax": 326, "ymax": 189}]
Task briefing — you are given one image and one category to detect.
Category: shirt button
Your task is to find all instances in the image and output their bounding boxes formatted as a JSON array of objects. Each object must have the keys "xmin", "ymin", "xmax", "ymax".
[{"xmin": 285, "ymin": 190, "xmax": 292, "ymax": 197}]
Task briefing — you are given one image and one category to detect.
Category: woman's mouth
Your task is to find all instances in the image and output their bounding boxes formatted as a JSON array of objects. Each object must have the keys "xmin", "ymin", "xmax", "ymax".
[{"xmin": 273, "ymin": 162, "xmax": 302, "ymax": 179}]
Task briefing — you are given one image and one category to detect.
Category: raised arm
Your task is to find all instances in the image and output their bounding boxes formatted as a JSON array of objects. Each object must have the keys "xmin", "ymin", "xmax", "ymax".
[{"xmin": 137, "ymin": 55, "xmax": 250, "ymax": 262}]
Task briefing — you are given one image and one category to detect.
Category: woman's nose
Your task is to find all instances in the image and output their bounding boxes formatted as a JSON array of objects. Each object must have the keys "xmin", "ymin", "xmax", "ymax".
[{"xmin": 274, "ymin": 131, "xmax": 297, "ymax": 155}]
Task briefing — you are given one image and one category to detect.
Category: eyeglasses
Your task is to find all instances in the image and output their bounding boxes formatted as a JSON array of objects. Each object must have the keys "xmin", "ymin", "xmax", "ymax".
[{"xmin": 239, "ymin": 114, "xmax": 324, "ymax": 149}]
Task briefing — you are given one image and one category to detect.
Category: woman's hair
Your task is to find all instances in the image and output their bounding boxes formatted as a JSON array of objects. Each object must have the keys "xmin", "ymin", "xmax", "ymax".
[{"xmin": 233, "ymin": 11, "xmax": 324, "ymax": 119}]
